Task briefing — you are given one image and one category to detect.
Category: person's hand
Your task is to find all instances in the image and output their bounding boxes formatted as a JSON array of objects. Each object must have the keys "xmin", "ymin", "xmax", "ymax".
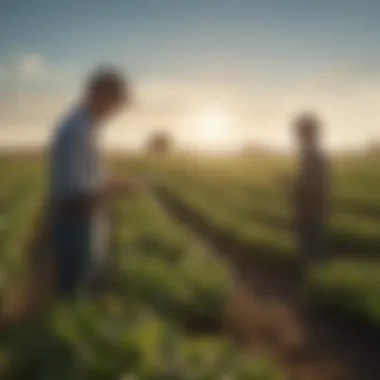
[
  {"xmin": 125, "ymin": 178, "xmax": 145, "ymax": 194},
  {"xmin": 109, "ymin": 177, "xmax": 146, "ymax": 197}
]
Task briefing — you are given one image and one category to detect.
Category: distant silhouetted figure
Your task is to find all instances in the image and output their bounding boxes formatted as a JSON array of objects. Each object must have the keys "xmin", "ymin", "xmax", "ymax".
[
  {"xmin": 290, "ymin": 113, "xmax": 330, "ymax": 266},
  {"xmin": 146, "ymin": 131, "xmax": 173, "ymax": 155}
]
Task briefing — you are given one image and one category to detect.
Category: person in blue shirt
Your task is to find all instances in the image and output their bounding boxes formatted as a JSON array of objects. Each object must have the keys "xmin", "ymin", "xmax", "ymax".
[
  {"xmin": 46, "ymin": 69, "xmax": 143, "ymax": 296},
  {"xmin": 1, "ymin": 67, "xmax": 143, "ymax": 324},
  {"xmin": 46, "ymin": 67, "xmax": 141, "ymax": 298}
]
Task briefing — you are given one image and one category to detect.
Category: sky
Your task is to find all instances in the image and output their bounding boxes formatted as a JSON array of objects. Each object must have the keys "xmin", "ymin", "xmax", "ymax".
[{"xmin": 1, "ymin": 0, "xmax": 380, "ymax": 151}]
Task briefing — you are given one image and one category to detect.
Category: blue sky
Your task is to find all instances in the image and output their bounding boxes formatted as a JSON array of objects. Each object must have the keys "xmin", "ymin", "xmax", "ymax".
[{"xmin": 1, "ymin": 0, "xmax": 380, "ymax": 150}]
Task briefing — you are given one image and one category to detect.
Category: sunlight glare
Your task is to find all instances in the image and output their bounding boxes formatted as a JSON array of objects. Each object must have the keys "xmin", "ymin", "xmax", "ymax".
[{"xmin": 196, "ymin": 108, "xmax": 233, "ymax": 149}]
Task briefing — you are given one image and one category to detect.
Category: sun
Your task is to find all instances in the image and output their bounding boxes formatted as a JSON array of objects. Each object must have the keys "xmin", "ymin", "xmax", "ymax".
[
  {"xmin": 200, "ymin": 110, "xmax": 226, "ymax": 132},
  {"xmin": 196, "ymin": 108, "xmax": 231, "ymax": 147},
  {"xmin": 181, "ymin": 106, "xmax": 239, "ymax": 151}
]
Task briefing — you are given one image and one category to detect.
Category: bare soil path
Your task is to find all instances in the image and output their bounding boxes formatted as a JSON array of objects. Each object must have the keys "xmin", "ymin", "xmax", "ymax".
[{"xmin": 154, "ymin": 185, "xmax": 380, "ymax": 380}]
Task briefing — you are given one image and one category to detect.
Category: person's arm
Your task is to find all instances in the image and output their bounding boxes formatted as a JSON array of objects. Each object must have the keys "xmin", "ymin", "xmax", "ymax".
[
  {"xmin": 319, "ymin": 156, "xmax": 331, "ymax": 216},
  {"xmin": 56, "ymin": 191, "xmax": 103, "ymax": 216},
  {"xmin": 58, "ymin": 177, "xmax": 146, "ymax": 216},
  {"xmin": 57, "ymin": 178, "xmax": 147, "ymax": 217},
  {"xmin": 107, "ymin": 177, "xmax": 144, "ymax": 197}
]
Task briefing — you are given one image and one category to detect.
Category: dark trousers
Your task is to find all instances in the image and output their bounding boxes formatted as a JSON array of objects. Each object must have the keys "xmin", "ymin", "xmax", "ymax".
[
  {"xmin": 51, "ymin": 214, "xmax": 92, "ymax": 297},
  {"xmin": 296, "ymin": 218, "xmax": 326, "ymax": 266}
]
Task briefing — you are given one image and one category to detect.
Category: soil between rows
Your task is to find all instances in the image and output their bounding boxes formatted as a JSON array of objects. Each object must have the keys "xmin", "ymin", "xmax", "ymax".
[{"xmin": 154, "ymin": 185, "xmax": 380, "ymax": 380}]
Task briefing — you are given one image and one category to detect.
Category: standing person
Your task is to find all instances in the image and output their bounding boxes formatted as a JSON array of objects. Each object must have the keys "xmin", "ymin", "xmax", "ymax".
[
  {"xmin": 4, "ymin": 67, "xmax": 142, "ymax": 320},
  {"xmin": 46, "ymin": 67, "xmax": 143, "ymax": 298},
  {"xmin": 288, "ymin": 113, "xmax": 330, "ymax": 267}
]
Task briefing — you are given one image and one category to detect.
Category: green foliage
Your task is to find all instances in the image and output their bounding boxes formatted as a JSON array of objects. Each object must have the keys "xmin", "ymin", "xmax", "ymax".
[
  {"xmin": 148, "ymin": 155, "xmax": 380, "ymax": 326},
  {"xmin": 2, "ymin": 153, "xmax": 380, "ymax": 378},
  {"xmin": 308, "ymin": 261, "xmax": 380, "ymax": 323},
  {"xmin": 0, "ymin": 157, "xmax": 282, "ymax": 380},
  {"xmin": 111, "ymin": 197, "xmax": 230, "ymax": 328}
]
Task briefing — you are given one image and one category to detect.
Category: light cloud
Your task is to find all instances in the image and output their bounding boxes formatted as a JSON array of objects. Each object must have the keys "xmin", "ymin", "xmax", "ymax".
[
  {"xmin": 1, "ymin": 70, "xmax": 380, "ymax": 151},
  {"xmin": 0, "ymin": 91, "xmax": 71, "ymax": 130},
  {"xmin": 18, "ymin": 54, "xmax": 45, "ymax": 79}
]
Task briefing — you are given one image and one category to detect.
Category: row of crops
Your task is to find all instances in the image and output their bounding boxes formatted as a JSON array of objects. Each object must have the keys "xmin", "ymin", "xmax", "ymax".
[
  {"xmin": 0, "ymin": 156, "xmax": 283, "ymax": 379},
  {"xmin": 0, "ymin": 160, "xmax": 45, "ymax": 294},
  {"xmin": 1, "ymin": 152, "xmax": 380, "ymax": 378},
  {"xmin": 146, "ymin": 156, "xmax": 380, "ymax": 327}
]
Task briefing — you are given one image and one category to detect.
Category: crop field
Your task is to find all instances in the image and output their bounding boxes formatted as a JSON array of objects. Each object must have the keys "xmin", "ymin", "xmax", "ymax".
[
  {"xmin": 143, "ymin": 155, "xmax": 380, "ymax": 325},
  {"xmin": 0, "ymin": 152, "xmax": 379, "ymax": 379}
]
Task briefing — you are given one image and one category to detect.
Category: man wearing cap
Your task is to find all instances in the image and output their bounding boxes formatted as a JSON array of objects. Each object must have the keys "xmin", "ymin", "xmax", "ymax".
[
  {"xmin": 45, "ymin": 67, "xmax": 138, "ymax": 298},
  {"xmin": 285, "ymin": 113, "xmax": 330, "ymax": 266}
]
